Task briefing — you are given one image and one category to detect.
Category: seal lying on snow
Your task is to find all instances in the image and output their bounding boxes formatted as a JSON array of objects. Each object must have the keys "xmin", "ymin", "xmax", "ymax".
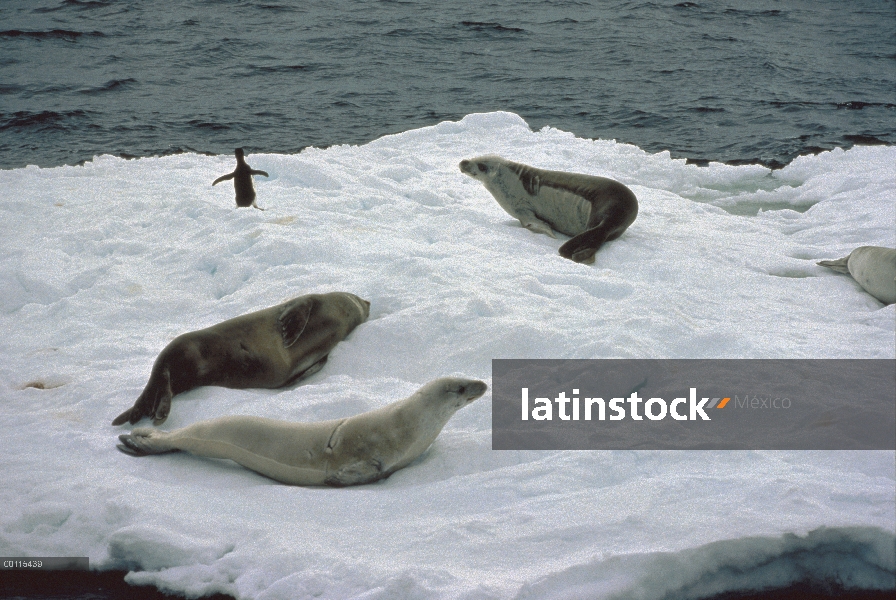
[
  {"xmin": 112, "ymin": 292, "xmax": 370, "ymax": 426},
  {"xmin": 212, "ymin": 148, "xmax": 269, "ymax": 210},
  {"xmin": 817, "ymin": 246, "xmax": 896, "ymax": 305},
  {"xmin": 117, "ymin": 377, "xmax": 488, "ymax": 487},
  {"xmin": 459, "ymin": 155, "xmax": 638, "ymax": 263}
]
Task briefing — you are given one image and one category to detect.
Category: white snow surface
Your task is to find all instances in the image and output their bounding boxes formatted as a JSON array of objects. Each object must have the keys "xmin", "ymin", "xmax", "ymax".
[{"xmin": 1, "ymin": 112, "xmax": 894, "ymax": 599}]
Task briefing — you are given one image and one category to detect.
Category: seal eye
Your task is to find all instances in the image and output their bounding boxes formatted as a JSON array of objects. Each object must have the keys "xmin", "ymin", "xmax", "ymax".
[{"xmin": 476, "ymin": 163, "xmax": 487, "ymax": 173}]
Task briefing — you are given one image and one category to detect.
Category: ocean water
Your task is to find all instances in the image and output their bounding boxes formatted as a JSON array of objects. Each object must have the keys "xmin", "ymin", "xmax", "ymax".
[{"xmin": 1, "ymin": 0, "xmax": 894, "ymax": 170}]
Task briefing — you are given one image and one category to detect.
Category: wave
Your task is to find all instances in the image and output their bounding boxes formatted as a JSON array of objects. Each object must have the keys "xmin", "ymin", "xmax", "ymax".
[
  {"xmin": 34, "ymin": 0, "xmax": 113, "ymax": 12},
  {"xmin": 460, "ymin": 21, "xmax": 526, "ymax": 33},
  {"xmin": 0, "ymin": 29, "xmax": 104, "ymax": 41},
  {"xmin": 0, "ymin": 110, "xmax": 91, "ymax": 131},
  {"xmin": 77, "ymin": 78, "xmax": 138, "ymax": 95}
]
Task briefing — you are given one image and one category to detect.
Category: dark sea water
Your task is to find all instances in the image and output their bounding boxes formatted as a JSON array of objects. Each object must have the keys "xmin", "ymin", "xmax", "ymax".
[{"xmin": 1, "ymin": 0, "xmax": 894, "ymax": 170}]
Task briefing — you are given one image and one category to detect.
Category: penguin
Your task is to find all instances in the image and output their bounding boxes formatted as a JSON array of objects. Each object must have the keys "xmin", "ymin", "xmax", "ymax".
[{"xmin": 212, "ymin": 148, "xmax": 269, "ymax": 210}]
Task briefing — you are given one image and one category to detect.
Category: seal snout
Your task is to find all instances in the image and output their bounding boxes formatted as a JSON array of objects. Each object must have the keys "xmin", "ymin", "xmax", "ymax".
[
  {"xmin": 458, "ymin": 159, "xmax": 473, "ymax": 176},
  {"xmin": 460, "ymin": 156, "xmax": 498, "ymax": 179},
  {"xmin": 462, "ymin": 380, "xmax": 488, "ymax": 402},
  {"xmin": 348, "ymin": 294, "xmax": 371, "ymax": 318}
]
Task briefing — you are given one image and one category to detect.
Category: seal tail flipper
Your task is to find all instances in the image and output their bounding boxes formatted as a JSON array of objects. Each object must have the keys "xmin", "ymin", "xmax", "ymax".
[
  {"xmin": 559, "ymin": 226, "xmax": 611, "ymax": 264},
  {"xmin": 112, "ymin": 368, "xmax": 169, "ymax": 427},
  {"xmin": 148, "ymin": 366, "xmax": 174, "ymax": 425},
  {"xmin": 117, "ymin": 429, "xmax": 177, "ymax": 456},
  {"xmin": 112, "ymin": 365, "xmax": 174, "ymax": 426},
  {"xmin": 111, "ymin": 407, "xmax": 134, "ymax": 427},
  {"xmin": 817, "ymin": 256, "xmax": 851, "ymax": 274}
]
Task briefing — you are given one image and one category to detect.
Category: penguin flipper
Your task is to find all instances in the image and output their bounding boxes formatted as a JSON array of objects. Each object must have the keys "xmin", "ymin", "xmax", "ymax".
[{"xmin": 212, "ymin": 172, "xmax": 235, "ymax": 186}]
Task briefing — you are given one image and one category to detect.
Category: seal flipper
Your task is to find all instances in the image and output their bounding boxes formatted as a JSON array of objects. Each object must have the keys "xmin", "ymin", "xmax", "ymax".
[
  {"xmin": 111, "ymin": 407, "xmax": 134, "ymax": 427},
  {"xmin": 278, "ymin": 297, "xmax": 314, "ymax": 348},
  {"xmin": 515, "ymin": 209, "xmax": 556, "ymax": 238},
  {"xmin": 117, "ymin": 430, "xmax": 177, "ymax": 456},
  {"xmin": 112, "ymin": 365, "xmax": 174, "ymax": 426},
  {"xmin": 285, "ymin": 355, "xmax": 328, "ymax": 386},
  {"xmin": 817, "ymin": 256, "xmax": 851, "ymax": 274},
  {"xmin": 150, "ymin": 367, "xmax": 174, "ymax": 425},
  {"xmin": 559, "ymin": 226, "xmax": 612, "ymax": 264},
  {"xmin": 324, "ymin": 458, "xmax": 387, "ymax": 487}
]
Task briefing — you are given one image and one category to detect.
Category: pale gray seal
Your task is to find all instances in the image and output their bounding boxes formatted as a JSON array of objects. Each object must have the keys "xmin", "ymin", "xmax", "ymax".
[
  {"xmin": 117, "ymin": 377, "xmax": 488, "ymax": 487},
  {"xmin": 111, "ymin": 292, "xmax": 370, "ymax": 426},
  {"xmin": 459, "ymin": 155, "xmax": 638, "ymax": 263},
  {"xmin": 212, "ymin": 148, "xmax": 269, "ymax": 210},
  {"xmin": 817, "ymin": 246, "xmax": 896, "ymax": 305}
]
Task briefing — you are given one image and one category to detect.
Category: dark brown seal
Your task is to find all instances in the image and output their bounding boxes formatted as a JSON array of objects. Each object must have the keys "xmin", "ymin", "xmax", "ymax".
[{"xmin": 112, "ymin": 292, "xmax": 370, "ymax": 426}]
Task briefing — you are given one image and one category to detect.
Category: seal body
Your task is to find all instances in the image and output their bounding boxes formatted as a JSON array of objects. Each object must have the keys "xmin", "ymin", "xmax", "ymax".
[
  {"xmin": 459, "ymin": 155, "xmax": 638, "ymax": 263},
  {"xmin": 212, "ymin": 148, "xmax": 269, "ymax": 209},
  {"xmin": 117, "ymin": 377, "xmax": 488, "ymax": 486},
  {"xmin": 817, "ymin": 246, "xmax": 896, "ymax": 305},
  {"xmin": 112, "ymin": 292, "xmax": 370, "ymax": 426}
]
